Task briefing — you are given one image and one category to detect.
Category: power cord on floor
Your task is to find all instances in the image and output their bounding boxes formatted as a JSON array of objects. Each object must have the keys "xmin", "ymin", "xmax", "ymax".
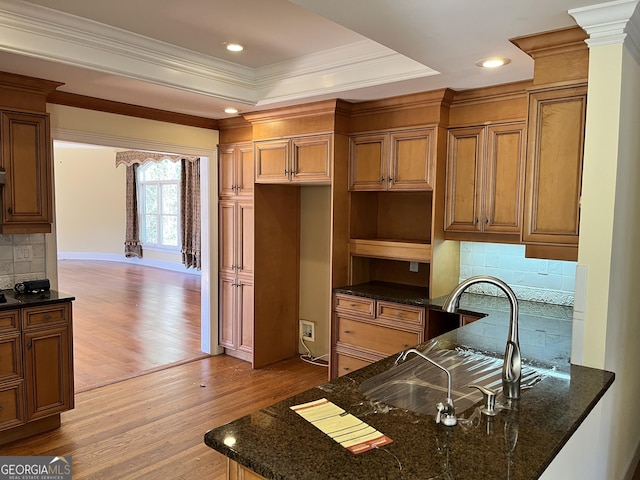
[{"xmin": 299, "ymin": 335, "xmax": 329, "ymax": 367}]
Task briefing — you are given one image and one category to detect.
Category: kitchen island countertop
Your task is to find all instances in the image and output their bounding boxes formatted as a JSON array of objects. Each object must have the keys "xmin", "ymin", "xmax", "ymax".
[{"xmin": 204, "ymin": 286, "xmax": 613, "ymax": 479}]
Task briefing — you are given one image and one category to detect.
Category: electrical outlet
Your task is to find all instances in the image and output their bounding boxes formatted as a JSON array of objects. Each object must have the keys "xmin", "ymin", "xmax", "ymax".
[
  {"xmin": 15, "ymin": 245, "xmax": 32, "ymax": 261},
  {"xmin": 300, "ymin": 320, "xmax": 315, "ymax": 342},
  {"xmin": 409, "ymin": 261, "xmax": 419, "ymax": 273}
]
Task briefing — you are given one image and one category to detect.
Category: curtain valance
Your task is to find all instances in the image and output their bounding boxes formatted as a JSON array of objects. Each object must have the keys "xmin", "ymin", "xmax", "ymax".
[{"xmin": 115, "ymin": 150, "xmax": 199, "ymax": 167}]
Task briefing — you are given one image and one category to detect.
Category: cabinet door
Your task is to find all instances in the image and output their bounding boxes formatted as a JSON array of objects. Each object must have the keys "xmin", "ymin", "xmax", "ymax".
[
  {"xmin": 349, "ymin": 134, "xmax": 387, "ymax": 191},
  {"xmin": 237, "ymin": 144, "xmax": 255, "ymax": 197},
  {"xmin": 291, "ymin": 135, "xmax": 331, "ymax": 183},
  {"xmin": 219, "ymin": 274, "xmax": 237, "ymax": 349},
  {"xmin": 0, "ymin": 111, "xmax": 52, "ymax": 233},
  {"xmin": 484, "ymin": 123, "xmax": 525, "ymax": 234},
  {"xmin": 389, "ymin": 128, "xmax": 435, "ymax": 191},
  {"xmin": 523, "ymin": 86, "xmax": 586, "ymax": 245},
  {"xmin": 0, "ymin": 381, "xmax": 25, "ymax": 431},
  {"xmin": 237, "ymin": 277, "xmax": 254, "ymax": 355},
  {"xmin": 218, "ymin": 201, "xmax": 237, "ymax": 275},
  {"xmin": 444, "ymin": 127, "xmax": 484, "ymax": 232},
  {"xmin": 23, "ymin": 326, "xmax": 73, "ymax": 420},
  {"xmin": 218, "ymin": 145, "xmax": 237, "ymax": 197},
  {"xmin": 0, "ymin": 333, "xmax": 21, "ymax": 382},
  {"xmin": 255, "ymin": 140, "xmax": 289, "ymax": 183},
  {"xmin": 237, "ymin": 200, "xmax": 254, "ymax": 276}
]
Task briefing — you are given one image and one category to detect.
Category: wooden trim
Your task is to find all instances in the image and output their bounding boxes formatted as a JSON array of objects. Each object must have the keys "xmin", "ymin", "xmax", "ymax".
[
  {"xmin": 349, "ymin": 239, "xmax": 432, "ymax": 263},
  {"xmin": 46, "ymin": 91, "xmax": 219, "ymax": 130},
  {"xmin": 525, "ymin": 244, "xmax": 578, "ymax": 261},
  {"xmin": 510, "ymin": 26, "xmax": 588, "ymax": 59},
  {"xmin": 0, "ymin": 71, "xmax": 63, "ymax": 95},
  {"xmin": 0, "ymin": 413, "xmax": 60, "ymax": 447}
]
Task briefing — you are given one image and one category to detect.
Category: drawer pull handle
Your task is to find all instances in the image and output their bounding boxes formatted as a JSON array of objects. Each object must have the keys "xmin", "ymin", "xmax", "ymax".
[
  {"xmin": 44, "ymin": 315, "xmax": 52, "ymax": 320},
  {"xmin": 343, "ymin": 330, "xmax": 352, "ymax": 334},
  {"xmin": 349, "ymin": 303, "xmax": 358, "ymax": 307},
  {"xmin": 402, "ymin": 344, "xmax": 409, "ymax": 348},
  {"xmin": 343, "ymin": 367, "xmax": 350, "ymax": 371},
  {"xmin": 0, "ymin": 406, "xmax": 3, "ymax": 412},
  {"xmin": 27, "ymin": 341, "xmax": 32, "ymax": 349}
]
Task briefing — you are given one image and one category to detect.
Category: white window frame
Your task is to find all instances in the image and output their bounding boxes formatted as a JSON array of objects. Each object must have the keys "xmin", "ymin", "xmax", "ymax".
[{"xmin": 137, "ymin": 160, "xmax": 181, "ymax": 252}]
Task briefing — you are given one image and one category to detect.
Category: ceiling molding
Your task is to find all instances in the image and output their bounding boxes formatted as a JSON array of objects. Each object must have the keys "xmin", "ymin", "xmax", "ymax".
[
  {"xmin": 569, "ymin": 0, "xmax": 640, "ymax": 63},
  {"xmin": 0, "ymin": 0, "xmax": 436, "ymax": 108}
]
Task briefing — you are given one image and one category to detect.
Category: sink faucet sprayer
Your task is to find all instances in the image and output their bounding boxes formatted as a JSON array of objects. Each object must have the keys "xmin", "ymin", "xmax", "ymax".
[
  {"xmin": 395, "ymin": 348, "xmax": 457, "ymax": 426},
  {"xmin": 441, "ymin": 276, "xmax": 522, "ymax": 400}
]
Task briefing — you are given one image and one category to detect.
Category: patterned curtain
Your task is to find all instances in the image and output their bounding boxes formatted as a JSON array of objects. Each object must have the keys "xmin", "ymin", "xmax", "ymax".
[
  {"xmin": 124, "ymin": 164, "xmax": 143, "ymax": 258},
  {"xmin": 180, "ymin": 158, "xmax": 201, "ymax": 270}
]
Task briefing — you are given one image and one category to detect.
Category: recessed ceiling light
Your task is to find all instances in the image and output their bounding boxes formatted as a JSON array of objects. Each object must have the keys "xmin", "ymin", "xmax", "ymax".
[
  {"xmin": 224, "ymin": 107, "xmax": 238, "ymax": 114},
  {"xmin": 475, "ymin": 57, "xmax": 511, "ymax": 68},
  {"xmin": 225, "ymin": 43, "xmax": 244, "ymax": 52}
]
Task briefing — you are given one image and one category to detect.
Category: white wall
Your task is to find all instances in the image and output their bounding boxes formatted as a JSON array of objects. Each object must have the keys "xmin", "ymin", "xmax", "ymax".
[{"xmin": 573, "ymin": 38, "xmax": 640, "ymax": 479}]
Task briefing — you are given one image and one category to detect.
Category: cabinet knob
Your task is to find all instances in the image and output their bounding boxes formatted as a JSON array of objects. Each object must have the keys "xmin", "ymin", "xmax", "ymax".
[
  {"xmin": 402, "ymin": 343, "xmax": 409, "ymax": 348},
  {"xmin": 284, "ymin": 169, "xmax": 289, "ymax": 175},
  {"xmin": 349, "ymin": 303, "xmax": 357, "ymax": 307},
  {"xmin": 484, "ymin": 217, "xmax": 489, "ymax": 225},
  {"xmin": 44, "ymin": 314, "xmax": 52, "ymax": 320},
  {"xmin": 343, "ymin": 367, "xmax": 350, "ymax": 371},
  {"xmin": 0, "ymin": 406, "xmax": 3, "ymax": 412},
  {"xmin": 388, "ymin": 177, "xmax": 393, "ymax": 182},
  {"xmin": 7, "ymin": 208, "xmax": 11, "ymax": 215},
  {"xmin": 343, "ymin": 330, "xmax": 352, "ymax": 334},
  {"xmin": 474, "ymin": 218, "xmax": 479, "ymax": 225},
  {"xmin": 380, "ymin": 177, "xmax": 385, "ymax": 183},
  {"xmin": 27, "ymin": 341, "xmax": 32, "ymax": 349}
]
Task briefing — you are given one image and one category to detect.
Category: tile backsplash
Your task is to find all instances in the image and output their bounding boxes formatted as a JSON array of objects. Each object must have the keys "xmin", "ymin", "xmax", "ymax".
[
  {"xmin": 459, "ymin": 242, "xmax": 576, "ymax": 306},
  {"xmin": 0, "ymin": 234, "xmax": 47, "ymax": 289}
]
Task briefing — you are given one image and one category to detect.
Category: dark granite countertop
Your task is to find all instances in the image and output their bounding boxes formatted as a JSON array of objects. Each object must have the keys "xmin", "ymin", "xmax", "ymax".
[
  {"xmin": 204, "ymin": 284, "xmax": 614, "ymax": 480},
  {"xmin": 0, "ymin": 288, "xmax": 75, "ymax": 309},
  {"xmin": 333, "ymin": 281, "xmax": 430, "ymax": 306}
]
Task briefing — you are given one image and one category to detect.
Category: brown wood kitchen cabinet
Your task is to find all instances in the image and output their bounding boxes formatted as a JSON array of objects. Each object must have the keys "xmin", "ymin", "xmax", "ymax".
[
  {"xmin": 0, "ymin": 110, "xmax": 53, "ymax": 234},
  {"xmin": 349, "ymin": 128, "xmax": 435, "ymax": 191},
  {"xmin": 444, "ymin": 122, "xmax": 525, "ymax": 240},
  {"xmin": 218, "ymin": 198, "xmax": 254, "ymax": 362},
  {"xmin": 254, "ymin": 134, "xmax": 331, "ymax": 184},
  {"xmin": 218, "ymin": 142, "xmax": 254, "ymax": 198},
  {"xmin": 522, "ymin": 84, "xmax": 587, "ymax": 257},
  {"xmin": 331, "ymin": 293, "xmax": 425, "ymax": 378},
  {"xmin": 0, "ymin": 300, "xmax": 74, "ymax": 446}
]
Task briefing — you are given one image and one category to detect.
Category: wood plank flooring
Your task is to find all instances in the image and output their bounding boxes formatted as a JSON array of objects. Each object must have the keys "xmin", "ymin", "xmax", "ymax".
[
  {"xmin": 58, "ymin": 260, "xmax": 205, "ymax": 392},
  {"xmin": 0, "ymin": 355, "xmax": 328, "ymax": 479}
]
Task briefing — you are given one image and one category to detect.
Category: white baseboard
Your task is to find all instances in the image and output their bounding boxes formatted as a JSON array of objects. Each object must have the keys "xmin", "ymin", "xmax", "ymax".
[{"xmin": 57, "ymin": 252, "xmax": 201, "ymax": 276}]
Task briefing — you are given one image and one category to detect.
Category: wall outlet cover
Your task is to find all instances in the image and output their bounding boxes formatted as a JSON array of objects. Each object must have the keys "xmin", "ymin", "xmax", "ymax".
[{"xmin": 300, "ymin": 320, "xmax": 315, "ymax": 342}]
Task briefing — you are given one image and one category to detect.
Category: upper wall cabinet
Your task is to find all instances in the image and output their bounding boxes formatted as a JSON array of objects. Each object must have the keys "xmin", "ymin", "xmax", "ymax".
[
  {"xmin": 349, "ymin": 128, "xmax": 435, "ymax": 191},
  {"xmin": 522, "ymin": 85, "xmax": 587, "ymax": 249},
  {"xmin": 219, "ymin": 143, "xmax": 254, "ymax": 198},
  {"xmin": 444, "ymin": 122, "xmax": 525, "ymax": 239},
  {"xmin": 254, "ymin": 134, "xmax": 332, "ymax": 184},
  {"xmin": 0, "ymin": 111, "xmax": 52, "ymax": 234}
]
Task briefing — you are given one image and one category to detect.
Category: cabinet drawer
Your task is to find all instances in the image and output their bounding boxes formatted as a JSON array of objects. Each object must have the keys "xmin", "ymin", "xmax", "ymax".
[
  {"xmin": 22, "ymin": 304, "xmax": 70, "ymax": 330},
  {"xmin": 376, "ymin": 301, "xmax": 425, "ymax": 327},
  {"xmin": 0, "ymin": 333, "xmax": 21, "ymax": 382},
  {"xmin": 334, "ymin": 353, "xmax": 372, "ymax": 377},
  {"xmin": 336, "ymin": 316, "xmax": 420, "ymax": 356},
  {"xmin": 0, "ymin": 381, "xmax": 25, "ymax": 431},
  {"xmin": 0, "ymin": 310, "xmax": 19, "ymax": 334},
  {"xmin": 334, "ymin": 294, "xmax": 375, "ymax": 318}
]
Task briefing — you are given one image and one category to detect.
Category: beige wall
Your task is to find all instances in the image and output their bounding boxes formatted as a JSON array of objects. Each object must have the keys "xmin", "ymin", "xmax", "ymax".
[
  {"xmin": 576, "ymin": 41, "xmax": 640, "ymax": 478},
  {"xmin": 54, "ymin": 145, "xmax": 126, "ymax": 255},
  {"xmin": 299, "ymin": 186, "xmax": 332, "ymax": 359}
]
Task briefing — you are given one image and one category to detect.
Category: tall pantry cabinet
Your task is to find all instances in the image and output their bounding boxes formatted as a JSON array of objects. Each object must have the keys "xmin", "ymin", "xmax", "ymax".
[{"xmin": 218, "ymin": 126, "xmax": 255, "ymax": 363}]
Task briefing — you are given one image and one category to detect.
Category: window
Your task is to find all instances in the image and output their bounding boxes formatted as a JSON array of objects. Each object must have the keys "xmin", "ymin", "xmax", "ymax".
[{"xmin": 137, "ymin": 159, "xmax": 181, "ymax": 250}]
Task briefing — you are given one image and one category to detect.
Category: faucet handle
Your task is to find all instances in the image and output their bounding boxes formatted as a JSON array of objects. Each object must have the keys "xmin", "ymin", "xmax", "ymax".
[{"xmin": 469, "ymin": 384, "xmax": 497, "ymax": 417}]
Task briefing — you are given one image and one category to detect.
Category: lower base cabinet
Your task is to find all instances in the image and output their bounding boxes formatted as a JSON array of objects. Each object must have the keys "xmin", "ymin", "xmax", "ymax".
[
  {"xmin": 331, "ymin": 294, "xmax": 425, "ymax": 378},
  {"xmin": 227, "ymin": 459, "xmax": 266, "ymax": 480},
  {"xmin": 0, "ymin": 300, "xmax": 74, "ymax": 446}
]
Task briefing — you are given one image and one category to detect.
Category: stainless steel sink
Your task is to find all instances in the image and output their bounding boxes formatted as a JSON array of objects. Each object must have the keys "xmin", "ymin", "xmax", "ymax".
[{"xmin": 360, "ymin": 347, "xmax": 544, "ymax": 416}]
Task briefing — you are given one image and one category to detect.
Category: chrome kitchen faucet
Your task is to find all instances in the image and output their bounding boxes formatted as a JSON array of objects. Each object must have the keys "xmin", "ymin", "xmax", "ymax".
[{"xmin": 441, "ymin": 276, "xmax": 522, "ymax": 400}]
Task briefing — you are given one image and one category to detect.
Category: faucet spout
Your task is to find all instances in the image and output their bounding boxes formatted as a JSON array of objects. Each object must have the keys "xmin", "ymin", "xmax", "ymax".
[
  {"xmin": 441, "ymin": 276, "xmax": 522, "ymax": 399},
  {"xmin": 396, "ymin": 348, "xmax": 457, "ymax": 426}
]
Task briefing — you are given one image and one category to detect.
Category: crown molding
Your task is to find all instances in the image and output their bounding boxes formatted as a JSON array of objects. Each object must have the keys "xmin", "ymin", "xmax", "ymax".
[
  {"xmin": 569, "ymin": 0, "xmax": 640, "ymax": 63},
  {"xmin": 0, "ymin": 0, "xmax": 436, "ymax": 107}
]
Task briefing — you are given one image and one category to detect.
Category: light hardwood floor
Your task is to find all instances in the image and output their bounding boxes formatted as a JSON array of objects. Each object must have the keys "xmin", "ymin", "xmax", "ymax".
[
  {"xmin": 0, "ymin": 355, "xmax": 327, "ymax": 479},
  {"xmin": 0, "ymin": 260, "xmax": 327, "ymax": 479},
  {"xmin": 57, "ymin": 260, "xmax": 206, "ymax": 392}
]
